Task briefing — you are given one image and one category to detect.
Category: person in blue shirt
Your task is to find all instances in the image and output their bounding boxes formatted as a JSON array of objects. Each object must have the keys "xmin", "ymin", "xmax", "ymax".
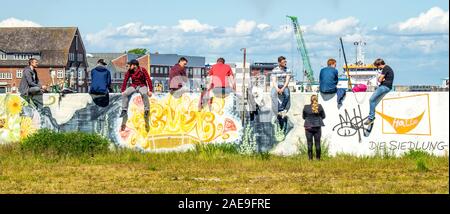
[
  {"xmin": 319, "ymin": 58, "xmax": 339, "ymax": 94},
  {"xmin": 89, "ymin": 59, "xmax": 112, "ymax": 107}
]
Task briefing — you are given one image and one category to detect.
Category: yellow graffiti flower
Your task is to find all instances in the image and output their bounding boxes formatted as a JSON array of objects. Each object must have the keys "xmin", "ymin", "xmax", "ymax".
[
  {"xmin": 20, "ymin": 117, "xmax": 36, "ymax": 138},
  {"xmin": 6, "ymin": 96, "xmax": 22, "ymax": 116}
]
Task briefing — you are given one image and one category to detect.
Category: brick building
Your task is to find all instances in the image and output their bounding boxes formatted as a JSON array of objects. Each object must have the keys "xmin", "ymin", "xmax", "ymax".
[{"xmin": 0, "ymin": 27, "xmax": 88, "ymax": 93}]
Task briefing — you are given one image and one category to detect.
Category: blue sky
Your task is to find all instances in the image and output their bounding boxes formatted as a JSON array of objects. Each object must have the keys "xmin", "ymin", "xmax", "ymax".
[{"xmin": 1, "ymin": 0, "xmax": 448, "ymax": 85}]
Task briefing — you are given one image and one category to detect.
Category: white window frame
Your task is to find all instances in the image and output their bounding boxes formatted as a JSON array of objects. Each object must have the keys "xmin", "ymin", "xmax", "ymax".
[
  {"xmin": 16, "ymin": 70, "xmax": 23, "ymax": 78},
  {"xmin": 57, "ymin": 70, "xmax": 64, "ymax": 79}
]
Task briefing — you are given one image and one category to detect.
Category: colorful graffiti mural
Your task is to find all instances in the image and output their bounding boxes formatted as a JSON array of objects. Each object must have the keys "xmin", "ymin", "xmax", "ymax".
[
  {"xmin": 117, "ymin": 93, "xmax": 241, "ymax": 151},
  {"xmin": 0, "ymin": 94, "xmax": 39, "ymax": 143},
  {"xmin": 0, "ymin": 92, "xmax": 448, "ymax": 157},
  {"xmin": 376, "ymin": 94, "xmax": 431, "ymax": 136},
  {"xmin": 0, "ymin": 93, "xmax": 242, "ymax": 152}
]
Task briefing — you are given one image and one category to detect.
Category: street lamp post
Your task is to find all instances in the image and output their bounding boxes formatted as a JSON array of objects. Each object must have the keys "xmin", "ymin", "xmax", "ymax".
[{"xmin": 240, "ymin": 48, "xmax": 247, "ymax": 127}]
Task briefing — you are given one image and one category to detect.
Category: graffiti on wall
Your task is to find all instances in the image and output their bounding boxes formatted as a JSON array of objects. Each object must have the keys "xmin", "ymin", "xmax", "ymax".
[
  {"xmin": 332, "ymin": 105, "xmax": 368, "ymax": 142},
  {"xmin": 1, "ymin": 92, "xmax": 447, "ymax": 156},
  {"xmin": 0, "ymin": 94, "xmax": 39, "ymax": 143},
  {"xmin": 0, "ymin": 93, "xmax": 242, "ymax": 152},
  {"xmin": 117, "ymin": 93, "xmax": 242, "ymax": 151},
  {"xmin": 376, "ymin": 94, "xmax": 431, "ymax": 136}
]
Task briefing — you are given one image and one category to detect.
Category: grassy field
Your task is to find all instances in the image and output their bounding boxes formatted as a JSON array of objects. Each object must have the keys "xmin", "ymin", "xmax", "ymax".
[{"xmin": 0, "ymin": 143, "xmax": 448, "ymax": 194}]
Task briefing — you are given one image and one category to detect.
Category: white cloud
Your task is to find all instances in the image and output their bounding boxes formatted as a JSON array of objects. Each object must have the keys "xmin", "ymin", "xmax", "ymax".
[
  {"xmin": 175, "ymin": 19, "xmax": 214, "ymax": 32},
  {"xmin": 117, "ymin": 23, "xmax": 147, "ymax": 37},
  {"xmin": 0, "ymin": 17, "xmax": 41, "ymax": 27},
  {"xmin": 309, "ymin": 17, "xmax": 360, "ymax": 35},
  {"xmin": 257, "ymin": 23, "xmax": 270, "ymax": 31},
  {"xmin": 393, "ymin": 7, "xmax": 449, "ymax": 34},
  {"xmin": 263, "ymin": 25, "xmax": 292, "ymax": 40},
  {"xmin": 231, "ymin": 20, "xmax": 257, "ymax": 36}
]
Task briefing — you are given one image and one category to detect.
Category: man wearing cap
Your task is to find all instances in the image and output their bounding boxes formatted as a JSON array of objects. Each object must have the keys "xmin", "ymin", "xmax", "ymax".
[
  {"xmin": 89, "ymin": 59, "xmax": 113, "ymax": 107},
  {"xmin": 120, "ymin": 59, "xmax": 153, "ymax": 131}
]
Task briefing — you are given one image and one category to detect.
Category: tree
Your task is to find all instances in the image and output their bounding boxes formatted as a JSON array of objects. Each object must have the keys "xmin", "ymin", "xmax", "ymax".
[{"xmin": 127, "ymin": 48, "xmax": 148, "ymax": 55}]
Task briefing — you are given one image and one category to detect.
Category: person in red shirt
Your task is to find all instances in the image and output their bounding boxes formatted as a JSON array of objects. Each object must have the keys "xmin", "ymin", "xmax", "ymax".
[
  {"xmin": 120, "ymin": 59, "xmax": 153, "ymax": 131},
  {"xmin": 208, "ymin": 57, "xmax": 235, "ymax": 98}
]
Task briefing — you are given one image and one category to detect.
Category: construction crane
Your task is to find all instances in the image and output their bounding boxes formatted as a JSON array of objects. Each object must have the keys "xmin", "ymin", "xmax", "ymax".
[{"xmin": 287, "ymin": 15, "xmax": 314, "ymax": 88}]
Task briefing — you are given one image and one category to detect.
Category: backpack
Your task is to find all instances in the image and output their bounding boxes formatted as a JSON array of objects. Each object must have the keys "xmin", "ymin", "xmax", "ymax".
[{"xmin": 352, "ymin": 84, "xmax": 367, "ymax": 92}]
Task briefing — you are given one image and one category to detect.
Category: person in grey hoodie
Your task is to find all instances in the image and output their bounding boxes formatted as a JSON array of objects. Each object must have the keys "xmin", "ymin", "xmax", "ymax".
[{"xmin": 19, "ymin": 58, "xmax": 46, "ymax": 110}]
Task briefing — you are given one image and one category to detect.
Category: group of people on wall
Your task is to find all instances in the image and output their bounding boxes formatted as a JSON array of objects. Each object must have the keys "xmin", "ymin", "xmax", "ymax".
[{"xmin": 19, "ymin": 55, "xmax": 394, "ymax": 160}]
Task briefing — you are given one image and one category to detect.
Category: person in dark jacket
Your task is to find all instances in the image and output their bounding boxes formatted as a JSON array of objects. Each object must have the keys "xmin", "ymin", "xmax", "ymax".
[
  {"xmin": 319, "ymin": 58, "xmax": 339, "ymax": 94},
  {"xmin": 169, "ymin": 57, "xmax": 189, "ymax": 98},
  {"xmin": 19, "ymin": 58, "xmax": 47, "ymax": 110},
  {"xmin": 302, "ymin": 94, "xmax": 326, "ymax": 160},
  {"xmin": 89, "ymin": 59, "xmax": 112, "ymax": 107}
]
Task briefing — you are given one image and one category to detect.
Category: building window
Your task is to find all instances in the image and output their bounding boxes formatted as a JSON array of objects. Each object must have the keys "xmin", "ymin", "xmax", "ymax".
[
  {"xmin": 13, "ymin": 54, "xmax": 32, "ymax": 60},
  {"xmin": 57, "ymin": 70, "xmax": 64, "ymax": 79},
  {"xmin": 151, "ymin": 67, "xmax": 155, "ymax": 74},
  {"xmin": 0, "ymin": 54, "xmax": 6, "ymax": 60},
  {"xmin": 77, "ymin": 53, "xmax": 84, "ymax": 62},
  {"xmin": 156, "ymin": 67, "xmax": 160, "ymax": 74},
  {"xmin": 0, "ymin": 73, "xmax": 12, "ymax": 80},
  {"xmin": 16, "ymin": 70, "xmax": 23, "ymax": 78},
  {"xmin": 69, "ymin": 53, "xmax": 75, "ymax": 61}
]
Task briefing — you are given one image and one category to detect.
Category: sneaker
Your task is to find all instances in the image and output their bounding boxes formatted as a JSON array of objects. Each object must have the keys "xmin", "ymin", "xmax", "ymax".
[
  {"xmin": 119, "ymin": 110, "xmax": 128, "ymax": 118},
  {"xmin": 364, "ymin": 118, "xmax": 374, "ymax": 125}
]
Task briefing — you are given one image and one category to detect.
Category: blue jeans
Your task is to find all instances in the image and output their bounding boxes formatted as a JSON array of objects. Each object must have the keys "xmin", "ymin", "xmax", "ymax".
[
  {"xmin": 369, "ymin": 85, "xmax": 391, "ymax": 120},
  {"xmin": 271, "ymin": 85, "xmax": 290, "ymax": 112}
]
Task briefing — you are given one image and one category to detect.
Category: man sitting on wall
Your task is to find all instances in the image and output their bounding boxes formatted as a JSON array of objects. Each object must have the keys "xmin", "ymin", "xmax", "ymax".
[
  {"xmin": 120, "ymin": 59, "xmax": 153, "ymax": 131},
  {"xmin": 89, "ymin": 59, "xmax": 113, "ymax": 107},
  {"xmin": 19, "ymin": 58, "xmax": 47, "ymax": 111}
]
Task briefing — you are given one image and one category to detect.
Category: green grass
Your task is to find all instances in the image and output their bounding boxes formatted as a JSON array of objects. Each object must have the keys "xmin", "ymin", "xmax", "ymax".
[{"xmin": 0, "ymin": 143, "xmax": 448, "ymax": 194}]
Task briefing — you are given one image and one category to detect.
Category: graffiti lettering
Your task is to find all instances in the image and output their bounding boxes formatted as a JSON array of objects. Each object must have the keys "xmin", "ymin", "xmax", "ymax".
[
  {"xmin": 332, "ymin": 105, "xmax": 368, "ymax": 142},
  {"xmin": 369, "ymin": 141, "xmax": 448, "ymax": 151}
]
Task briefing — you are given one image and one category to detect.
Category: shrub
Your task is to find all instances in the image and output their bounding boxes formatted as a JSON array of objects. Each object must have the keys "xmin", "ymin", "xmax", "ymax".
[
  {"xmin": 416, "ymin": 159, "xmax": 430, "ymax": 172},
  {"xmin": 20, "ymin": 129, "xmax": 110, "ymax": 156},
  {"xmin": 402, "ymin": 149, "xmax": 433, "ymax": 160}
]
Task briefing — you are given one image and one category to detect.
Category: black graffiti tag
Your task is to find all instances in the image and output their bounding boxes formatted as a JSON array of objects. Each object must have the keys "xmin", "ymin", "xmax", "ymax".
[{"xmin": 332, "ymin": 105, "xmax": 368, "ymax": 142}]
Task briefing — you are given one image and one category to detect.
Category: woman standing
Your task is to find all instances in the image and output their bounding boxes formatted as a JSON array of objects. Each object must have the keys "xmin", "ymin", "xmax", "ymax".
[{"xmin": 302, "ymin": 95, "xmax": 326, "ymax": 160}]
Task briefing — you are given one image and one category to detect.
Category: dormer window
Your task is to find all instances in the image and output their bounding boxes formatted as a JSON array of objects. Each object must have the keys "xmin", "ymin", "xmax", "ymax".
[{"xmin": 13, "ymin": 54, "xmax": 33, "ymax": 60}]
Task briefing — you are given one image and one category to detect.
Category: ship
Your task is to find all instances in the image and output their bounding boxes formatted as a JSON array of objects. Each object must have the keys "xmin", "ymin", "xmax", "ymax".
[{"xmin": 338, "ymin": 40, "xmax": 380, "ymax": 91}]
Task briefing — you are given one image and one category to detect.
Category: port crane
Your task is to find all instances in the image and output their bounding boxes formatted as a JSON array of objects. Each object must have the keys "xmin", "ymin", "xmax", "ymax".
[{"xmin": 287, "ymin": 15, "xmax": 315, "ymax": 89}]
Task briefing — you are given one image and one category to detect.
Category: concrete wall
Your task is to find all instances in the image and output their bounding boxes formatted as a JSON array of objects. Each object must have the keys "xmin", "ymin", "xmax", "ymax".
[
  {"xmin": 270, "ymin": 92, "xmax": 449, "ymax": 157},
  {"xmin": 0, "ymin": 91, "xmax": 448, "ymax": 156}
]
